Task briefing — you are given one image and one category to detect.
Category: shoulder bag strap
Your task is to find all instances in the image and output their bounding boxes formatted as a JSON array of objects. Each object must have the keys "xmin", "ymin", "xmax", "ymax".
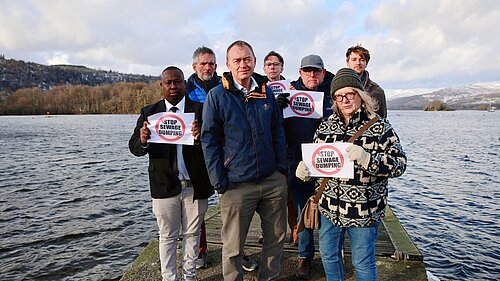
[
  {"xmin": 347, "ymin": 115, "xmax": 380, "ymax": 143},
  {"xmin": 313, "ymin": 115, "xmax": 381, "ymax": 203}
]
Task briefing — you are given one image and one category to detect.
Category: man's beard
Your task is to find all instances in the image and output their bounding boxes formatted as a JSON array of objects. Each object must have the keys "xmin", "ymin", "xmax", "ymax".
[{"xmin": 202, "ymin": 73, "xmax": 214, "ymax": 81}]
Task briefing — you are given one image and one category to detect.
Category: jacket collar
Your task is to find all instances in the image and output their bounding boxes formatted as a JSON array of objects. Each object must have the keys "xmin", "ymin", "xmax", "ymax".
[
  {"xmin": 332, "ymin": 107, "xmax": 369, "ymax": 126},
  {"xmin": 221, "ymin": 72, "xmax": 268, "ymax": 97},
  {"xmin": 186, "ymin": 72, "xmax": 221, "ymax": 92},
  {"xmin": 360, "ymin": 70, "xmax": 370, "ymax": 89},
  {"xmin": 164, "ymin": 96, "xmax": 185, "ymax": 113}
]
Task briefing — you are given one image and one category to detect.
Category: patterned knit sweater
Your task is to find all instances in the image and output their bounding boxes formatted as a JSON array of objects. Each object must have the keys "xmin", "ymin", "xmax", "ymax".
[{"xmin": 314, "ymin": 108, "xmax": 406, "ymax": 227}]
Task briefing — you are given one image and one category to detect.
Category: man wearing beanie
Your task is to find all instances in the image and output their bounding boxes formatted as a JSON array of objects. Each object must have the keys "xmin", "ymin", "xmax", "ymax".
[
  {"xmin": 346, "ymin": 44, "xmax": 387, "ymax": 118},
  {"xmin": 278, "ymin": 54, "xmax": 334, "ymax": 280}
]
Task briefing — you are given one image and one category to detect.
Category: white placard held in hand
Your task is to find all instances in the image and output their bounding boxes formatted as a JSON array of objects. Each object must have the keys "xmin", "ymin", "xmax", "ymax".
[
  {"xmin": 147, "ymin": 112, "xmax": 195, "ymax": 145},
  {"xmin": 301, "ymin": 142, "xmax": 354, "ymax": 178},
  {"xmin": 283, "ymin": 90, "xmax": 324, "ymax": 119},
  {"xmin": 267, "ymin": 79, "xmax": 290, "ymax": 96}
]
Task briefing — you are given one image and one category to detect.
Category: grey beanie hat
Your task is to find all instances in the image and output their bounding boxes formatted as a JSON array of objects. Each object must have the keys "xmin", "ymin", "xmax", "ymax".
[{"xmin": 331, "ymin": 68, "xmax": 364, "ymax": 95}]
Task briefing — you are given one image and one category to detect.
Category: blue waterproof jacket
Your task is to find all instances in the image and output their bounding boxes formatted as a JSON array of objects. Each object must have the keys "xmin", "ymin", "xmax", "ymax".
[
  {"xmin": 185, "ymin": 73, "xmax": 221, "ymax": 103},
  {"xmin": 201, "ymin": 72, "xmax": 286, "ymax": 193},
  {"xmin": 286, "ymin": 71, "xmax": 334, "ymax": 191}
]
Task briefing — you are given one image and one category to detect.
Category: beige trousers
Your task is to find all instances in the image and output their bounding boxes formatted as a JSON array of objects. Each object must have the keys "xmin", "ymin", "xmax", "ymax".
[
  {"xmin": 152, "ymin": 186, "xmax": 208, "ymax": 281},
  {"xmin": 219, "ymin": 171, "xmax": 287, "ymax": 281}
]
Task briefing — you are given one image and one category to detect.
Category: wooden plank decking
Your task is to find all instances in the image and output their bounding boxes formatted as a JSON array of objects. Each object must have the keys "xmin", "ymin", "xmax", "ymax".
[
  {"xmin": 121, "ymin": 204, "xmax": 427, "ymax": 281},
  {"xmin": 203, "ymin": 204, "xmax": 398, "ymax": 258}
]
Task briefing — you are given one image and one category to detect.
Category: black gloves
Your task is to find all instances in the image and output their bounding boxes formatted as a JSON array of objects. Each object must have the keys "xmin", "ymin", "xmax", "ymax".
[{"xmin": 276, "ymin": 93, "xmax": 290, "ymax": 109}]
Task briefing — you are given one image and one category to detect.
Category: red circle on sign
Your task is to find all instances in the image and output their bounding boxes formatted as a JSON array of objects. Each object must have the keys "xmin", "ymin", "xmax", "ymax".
[
  {"xmin": 269, "ymin": 82, "xmax": 286, "ymax": 89},
  {"xmin": 290, "ymin": 92, "xmax": 315, "ymax": 116},
  {"xmin": 155, "ymin": 113, "xmax": 186, "ymax": 142},
  {"xmin": 311, "ymin": 145, "xmax": 345, "ymax": 175}
]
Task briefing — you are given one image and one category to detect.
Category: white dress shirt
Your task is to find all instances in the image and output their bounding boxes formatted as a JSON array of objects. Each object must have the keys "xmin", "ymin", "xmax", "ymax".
[{"xmin": 164, "ymin": 98, "xmax": 190, "ymax": 181}]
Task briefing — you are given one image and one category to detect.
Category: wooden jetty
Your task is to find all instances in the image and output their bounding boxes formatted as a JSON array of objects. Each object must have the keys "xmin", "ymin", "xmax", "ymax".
[{"xmin": 121, "ymin": 205, "xmax": 427, "ymax": 280}]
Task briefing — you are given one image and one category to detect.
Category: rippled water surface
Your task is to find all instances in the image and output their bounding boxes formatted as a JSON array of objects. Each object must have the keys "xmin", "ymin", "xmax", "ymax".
[{"xmin": 0, "ymin": 112, "xmax": 498, "ymax": 280}]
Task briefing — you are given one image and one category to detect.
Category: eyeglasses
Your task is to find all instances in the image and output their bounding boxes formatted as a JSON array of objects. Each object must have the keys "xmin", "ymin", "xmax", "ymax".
[
  {"xmin": 264, "ymin": 62, "xmax": 282, "ymax": 67},
  {"xmin": 334, "ymin": 92, "xmax": 356, "ymax": 102},
  {"xmin": 301, "ymin": 68, "xmax": 322, "ymax": 76}
]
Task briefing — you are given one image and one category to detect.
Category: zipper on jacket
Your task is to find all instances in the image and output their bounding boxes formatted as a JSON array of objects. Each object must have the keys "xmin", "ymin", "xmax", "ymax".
[{"xmin": 243, "ymin": 97, "xmax": 260, "ymax": 179}]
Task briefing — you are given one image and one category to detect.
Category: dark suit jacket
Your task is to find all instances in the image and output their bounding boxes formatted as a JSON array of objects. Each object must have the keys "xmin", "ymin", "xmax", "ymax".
[{"xmin": 129, "ymin": 97, "xmax": 214, "ymax": 200}]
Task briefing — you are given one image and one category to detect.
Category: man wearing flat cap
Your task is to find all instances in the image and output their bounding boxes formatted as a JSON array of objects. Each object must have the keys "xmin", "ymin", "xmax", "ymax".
[{"xmin": 276, "ymin": 54, "xmax": 334, "ymax": 280}]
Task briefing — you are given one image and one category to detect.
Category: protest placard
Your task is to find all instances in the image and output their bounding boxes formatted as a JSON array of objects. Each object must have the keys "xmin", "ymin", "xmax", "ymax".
[
  {"xmin": 267, "ymin": 79, "xmax": 290, "ymax": 96},
  {"xmin": 301, "ymin": 143, "xmax": 354, "ymax": 178},
  {"xmin": 147, "ymin": 111, "xmax": 195, "ymax": 145},
  {"xmin": 283, "ymin": 90, "xmax": 324, "ymax": 119}
]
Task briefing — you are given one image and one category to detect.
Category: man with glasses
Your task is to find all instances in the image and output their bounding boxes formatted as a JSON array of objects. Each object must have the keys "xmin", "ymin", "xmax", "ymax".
[
  {"xmin": 263, "ymin": 51, "xmax": 285, "ymax": 82},
  {"xmin": 282, "ymin": 54, "xmax": 334, "ymax": 279},
  {"xmin": 346, "ymin": 44, "xmax": 387, "ymax": 118},
  {"xmin": 262, "ymin": 51, "xmax": 300, "ymax": 247}
]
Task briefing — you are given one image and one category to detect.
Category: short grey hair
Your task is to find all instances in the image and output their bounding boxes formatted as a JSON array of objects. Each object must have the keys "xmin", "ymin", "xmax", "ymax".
[
  {"xmin": 192, "ymin": 46, "xmax": 216, "ymax": 64},
  {"xmin": 226, "ymin": 40, "xmax": 256, "ymax": 60}
]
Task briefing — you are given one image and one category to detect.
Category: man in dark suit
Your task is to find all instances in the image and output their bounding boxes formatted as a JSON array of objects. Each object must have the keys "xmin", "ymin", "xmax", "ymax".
[{"xmin": 129, "ymin": 66, "xmax": 214, "ymax": 281}]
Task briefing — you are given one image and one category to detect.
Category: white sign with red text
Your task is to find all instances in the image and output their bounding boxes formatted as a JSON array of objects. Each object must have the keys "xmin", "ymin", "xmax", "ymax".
[
  {"xmin": 267, "ymin": 79, "xmax": 290, "ymax": 95},
  {"xmin": 301, "ymin": 143, "xmax": 354, "ymax": 178},
  {"xmin": 283, "ymin": 90, "xmax": 324, "ymax": 119},
  {"xmin": 147, "ymin": 112, "xmax": 195, "ymax": 145}
]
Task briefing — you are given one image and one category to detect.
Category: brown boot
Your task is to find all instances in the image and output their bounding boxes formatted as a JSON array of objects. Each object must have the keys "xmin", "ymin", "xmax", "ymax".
[
  {"xmin": 291, "ymin": 227, "xmax": 299, "ymax": 245},
  {"xmin": 296, "ymin": 257, "xmax": 312, "ymax": 280}
]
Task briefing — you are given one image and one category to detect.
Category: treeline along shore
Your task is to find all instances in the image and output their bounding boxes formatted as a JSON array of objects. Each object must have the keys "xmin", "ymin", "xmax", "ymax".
[{"xmin": 0, "ymin": 82, "xmax": 162, "ymax": 115}]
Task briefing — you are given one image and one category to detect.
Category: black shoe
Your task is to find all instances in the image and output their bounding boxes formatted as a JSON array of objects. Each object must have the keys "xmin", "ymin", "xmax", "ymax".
[
  {"xmin": 242, "ymin": 255, "xmax": 259, "ymax": 272},
  {"xmin": 296, "ymin": 257, "xmax": 312, "ymax": 280}
]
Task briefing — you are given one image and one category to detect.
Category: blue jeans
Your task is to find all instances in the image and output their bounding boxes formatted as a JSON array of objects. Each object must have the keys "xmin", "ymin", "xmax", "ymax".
[
  {"xmin": 319, "ymin": 213, "xmax": 379, "ymax": 281},
  {"xmin": 290, "ymin": 189, "xmax": 315, "ymax": 258}
]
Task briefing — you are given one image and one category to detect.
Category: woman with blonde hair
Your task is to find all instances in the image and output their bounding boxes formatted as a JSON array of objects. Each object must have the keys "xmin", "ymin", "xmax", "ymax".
[{"xmin": 296, "ymin": 68, "xmax": 407, "ymax": 280}]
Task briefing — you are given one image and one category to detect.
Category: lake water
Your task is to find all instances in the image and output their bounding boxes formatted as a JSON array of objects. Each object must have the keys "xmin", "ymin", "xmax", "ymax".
[{"xmin": 0, "ymin": 111, "xmax": 498, "ymax": 281}]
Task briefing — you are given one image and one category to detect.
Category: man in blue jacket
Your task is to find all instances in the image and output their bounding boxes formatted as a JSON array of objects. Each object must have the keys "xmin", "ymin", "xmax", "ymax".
[
  {"xmin": 186, "ymin": 46, "xmax": 259, "ymax": 272},
  {"xmin": 280, "ymin": 54, "xmax": 334, "ymax": 279},
  {"xmin": 201, "ymin": 40, "xmax": 287, "ymax": 281},
  {"xmin": 185, "ymin": 46, "xmax": 219, "ymax": 270},
  {"xmin": 186, "ymin": 46, "xmax": 221, "ymax": 104}
]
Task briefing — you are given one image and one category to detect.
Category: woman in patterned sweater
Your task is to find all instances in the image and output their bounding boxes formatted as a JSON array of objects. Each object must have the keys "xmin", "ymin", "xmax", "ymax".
[{"xmin": 295, "ymin": 68, "xmax": 407, "ymax": 281}]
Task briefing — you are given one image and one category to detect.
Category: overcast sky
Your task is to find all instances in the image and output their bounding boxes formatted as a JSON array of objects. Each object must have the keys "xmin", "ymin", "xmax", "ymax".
[{"xmin": 1, "ymin": 0, "xmax": 499, "ymax": 90}]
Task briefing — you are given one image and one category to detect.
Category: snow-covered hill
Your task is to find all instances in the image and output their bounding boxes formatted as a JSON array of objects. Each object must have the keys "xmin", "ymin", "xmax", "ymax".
[{"xmin": 387, "ymin": 82, "xmax": 500, "ymax": 110}]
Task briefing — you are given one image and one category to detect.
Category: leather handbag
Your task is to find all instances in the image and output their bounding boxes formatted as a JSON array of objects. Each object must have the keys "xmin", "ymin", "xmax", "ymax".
[{"xmin": 296, "ymin": 116, "xmax": 380, "ymax": 232}]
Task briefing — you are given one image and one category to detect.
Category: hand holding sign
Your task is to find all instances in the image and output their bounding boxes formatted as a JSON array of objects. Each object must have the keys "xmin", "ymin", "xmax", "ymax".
[
  {"xmin": 192, "ymin": 119, "xmax": 201, "ymax": 141},
  {"xmin": 295, "ymin": 161, "xmax": 311, "ymax": 182},
  {"xmin": 346, "ymin": 144, "xmax": 370, "ymax": 169},
  {"xmin": 268, "ymin": 79, "xmax": 290, "ymax": 95},
  {"xmin": 283, "ymin": 90, "xmax": 324, "ymax": 119},
  {"xmin": 147, "ymin": 111, "xmax": 195, "ymax": 145},
  {"xmin": 301, "ymin": 143, "xmax": 354, "ymax": 178},
  {"xmin": 140, "ymin": 121, "xmax": 151, "ymax": 145},
  {"xmin": 276, "ymin": 93, "xmax": 290, "ymax": 109}
]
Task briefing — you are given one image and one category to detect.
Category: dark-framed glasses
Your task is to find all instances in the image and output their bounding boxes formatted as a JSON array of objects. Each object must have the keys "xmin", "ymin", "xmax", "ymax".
[
  {"xmin": 301, "ymin": 68, "xmax": 322, "ymax": 75},
  {"xmin": 334, "ymin": 92, "xmax": 357, "ymax": 102},
  {"xmin": 264, "ymin": 62, "xmax": 282, "ymax": 67}
]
